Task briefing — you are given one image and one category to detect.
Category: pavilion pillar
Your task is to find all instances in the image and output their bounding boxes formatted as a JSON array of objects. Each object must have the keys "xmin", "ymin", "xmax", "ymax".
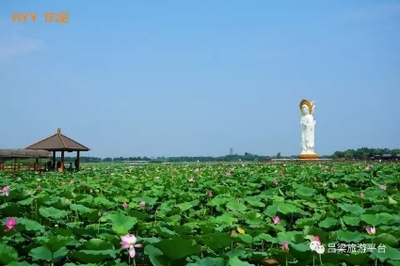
[
  {"xmin": 76, "ymin": 151, "xmax": 80, "ymax": 171},
  {"xmin": 52, "ymin": 151, "xmax": 56, "ymax": 171},
  {"xmin": 60, "ymin": 151, "xmax": 65, "ymax": 172},
  {"xmin": 34, "ymin": 158, "xmax": 39, "ymax": 171}
]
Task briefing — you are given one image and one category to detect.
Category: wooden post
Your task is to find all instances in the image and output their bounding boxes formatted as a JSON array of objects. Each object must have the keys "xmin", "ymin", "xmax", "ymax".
[
  {"xmin": 34, "ymin": 158, "xmax": 39, "ymax": 171},
  {"xmin": 52, "ymin": 151, "xmax": 56, "ymax": 171},
  {"xmin": 76, "ymin": 151, "xmax": 80, "ymax": 171},
  {"xmin": 60, "ymin": 151, "xmax": 65, "ymax": 172}
]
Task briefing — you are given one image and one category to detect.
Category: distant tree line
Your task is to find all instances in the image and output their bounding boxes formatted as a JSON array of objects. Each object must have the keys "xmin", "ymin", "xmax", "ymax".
[
  {"xmin": 52, "ymin": 148, "xmax": 399, "ymax": 163},
  {"xmin": 331, "ymin": 147, "xmax": 400, "ymax": 159}
]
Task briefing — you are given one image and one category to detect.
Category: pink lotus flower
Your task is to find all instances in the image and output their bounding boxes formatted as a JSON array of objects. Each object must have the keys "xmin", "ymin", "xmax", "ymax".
[
  {"xmin": 37, "ymin": 185, "xmax": 41, "ymax": 190},
  {"xmin": 120, "ymin": 234, "xmax": 143, "ymax": 258},
  {"xmin": 366, "ymin": 226, "xmax": 376, "ymax": 235},
  {"xmin": 70, "ymin": 180, "xmax": 74, "ymax": 185},
  {"xmin": 360, "ymin": 192, "xmax": 365, "ymax": 199},
  {"xmin": 139, "ymin": 201, "xmax": 145, "ymax": 207},
  {"xmin": 208, "ymin": 191, "xmax": 213, "ymax": 197},
  {"xmin": 122, "ymin": 202, "xmax": 128, "ymax": 208},
  {"xmin": 313, "ymin": 236, "xmax": 321, "ymax": 244},
  {"xmin": 2, "ymin": 186, "xmax": 10, "ymax": 197},
  {"xmin": 282, "ymin": 241, "xmax": 289, "ymax": 252},
  {"xmin": 365, "ymin": 165, "xmax": 373, "ymax": 170},
  {"xmin": 380, "ymin": 185, "xmax": 386, "ymax": 190},
  {"xmin": 4, "ymin": 217, "xmax": 16, "ymax": 232},
  {"xmin": 273, "ymin": 179, "xmax": 278, "ymax": 185},
  {"xmin": 89, "ymin": 189, "xmax": 93, "ymax": 193},
  {"xmin": 272, "ymin": 216, "xmax": 280, "ymax": 224}
]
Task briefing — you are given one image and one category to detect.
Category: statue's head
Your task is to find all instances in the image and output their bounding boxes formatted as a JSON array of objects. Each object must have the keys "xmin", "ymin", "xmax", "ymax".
[{"xmin": 299, "ymin": 99, "xmax": 314, "ymax": 115}]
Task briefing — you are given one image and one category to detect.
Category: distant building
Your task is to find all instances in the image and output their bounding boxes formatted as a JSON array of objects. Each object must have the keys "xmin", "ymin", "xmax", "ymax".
[
  {"xmin": 126, "ymin": 161, "xmax": 148, "ymax": 166},
  {"xmin": 382, "ymin": 154, "xmax": 393, "ymax": 160}
]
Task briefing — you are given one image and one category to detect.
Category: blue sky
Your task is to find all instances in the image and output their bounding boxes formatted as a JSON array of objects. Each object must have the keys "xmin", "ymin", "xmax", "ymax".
[{"xmin": 0, "ymin": 0, "xmax": 399, "ymax": 158}]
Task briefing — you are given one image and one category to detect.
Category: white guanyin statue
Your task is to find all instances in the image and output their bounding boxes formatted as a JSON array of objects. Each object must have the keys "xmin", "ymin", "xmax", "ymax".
[{"xmin": 299, "ymin": 99, "xmax": 317, "ymax": 155}]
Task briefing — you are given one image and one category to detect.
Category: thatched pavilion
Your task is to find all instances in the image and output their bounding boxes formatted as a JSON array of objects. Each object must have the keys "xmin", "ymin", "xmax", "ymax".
[
  {"xmin": 0, "ymin": 149, "xmax": 51, "ymax": 172},
  {"xmin": 25, "ymin": 128, "xmax": 90, "ymax": 172}
]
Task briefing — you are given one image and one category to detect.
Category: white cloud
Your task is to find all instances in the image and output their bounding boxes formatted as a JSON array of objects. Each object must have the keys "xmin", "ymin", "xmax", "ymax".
[
  {"xmin": 339, "ymin": 1, "xmax": 400, "ymax": 21},
  {"xmin": 0, "ymin": 19, "xmax": 44, "ymax": 62},
  {"xmin": 0, "ymin": 35, "xmax": 44, "ymax": 60}
]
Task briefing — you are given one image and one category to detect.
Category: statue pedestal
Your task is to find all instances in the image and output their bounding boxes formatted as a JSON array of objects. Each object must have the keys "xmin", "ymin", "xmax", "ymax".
[{"xmin": 298, "ymin": 153, "xmax": 319, "ymax": 161}]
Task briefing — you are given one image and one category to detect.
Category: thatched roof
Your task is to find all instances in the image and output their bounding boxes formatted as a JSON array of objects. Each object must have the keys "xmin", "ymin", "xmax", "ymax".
[
  {"xmin": 25, "ymin": 128, "xmax": 90, "ymax": 152},
  {"xmin": 0, "ymin": 149, "xmax": 51, "ymax": 159}
]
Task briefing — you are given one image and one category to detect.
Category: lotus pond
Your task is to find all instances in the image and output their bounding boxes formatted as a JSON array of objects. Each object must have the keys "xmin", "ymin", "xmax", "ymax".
[{"xmin": 1, "ymin": 162, "xmax": 400, "ymax": 266}]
